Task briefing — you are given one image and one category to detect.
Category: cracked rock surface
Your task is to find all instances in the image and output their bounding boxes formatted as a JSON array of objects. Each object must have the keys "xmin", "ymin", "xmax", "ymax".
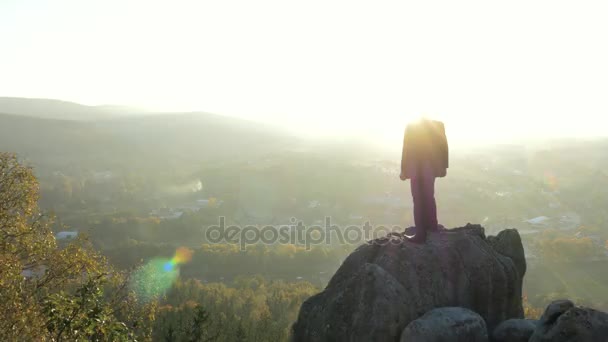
[
  {"xmin": 291, "ymin": 224, "xmax": 526, "ymax": 342},
  {"xmin": 529, "ymin": 300, "xmax": 608, "ymax": 342}
]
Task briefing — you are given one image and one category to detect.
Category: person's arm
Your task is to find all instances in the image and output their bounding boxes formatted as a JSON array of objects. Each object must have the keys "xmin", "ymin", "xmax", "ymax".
[
  {"xmin": 400, "ymin": 126, "xmax": 409, "ymax": 180},
  {"xmin": 439, "ymin": 122, "xmax": 448, "ymax": 169}
]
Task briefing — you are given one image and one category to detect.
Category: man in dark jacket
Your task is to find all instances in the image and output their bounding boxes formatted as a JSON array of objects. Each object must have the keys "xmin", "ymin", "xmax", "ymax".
[{"xmin": 399, "ymin": 118, "xmax": 448, "ymax": 243}]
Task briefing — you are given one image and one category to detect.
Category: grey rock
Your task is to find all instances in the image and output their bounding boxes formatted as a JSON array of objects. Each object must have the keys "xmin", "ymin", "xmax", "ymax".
[
  {"xmin": 530, "ymin": 300, "xmax": 608, "ymax": 342},
  {"xmin": 538, "ymin": 299, "xmax": 574, "ymax": 326},
  {"xmin": 291, "ymin": 224, "xmax": 526, "ymax": 341},
  {"xmin": 491, "ymin": 319, "xmax": 537, "ymax": 342},
  {"xmin": 487, "ymin": 229, "xmax": 526, "ymax": 279},
  {"xmin": 400, "ymin": 307, "xmax": 488, "ymax": 342}
]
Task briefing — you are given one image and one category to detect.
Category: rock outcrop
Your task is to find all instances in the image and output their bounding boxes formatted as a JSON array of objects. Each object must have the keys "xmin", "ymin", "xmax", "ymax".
[
  {"xmin": 400, "ymin": 307, "xmax": 488, "ymax": 342},
  {"xmin": 529, "ymin": 300, "xmax": 608, "ymax": 342},
  {"xmin": 291, "ymin": 224, "xmax": 526, "ymax": 341},
  {"xmin": 491, "ymin": 318, "xmax": 537, "ymax": 342}
]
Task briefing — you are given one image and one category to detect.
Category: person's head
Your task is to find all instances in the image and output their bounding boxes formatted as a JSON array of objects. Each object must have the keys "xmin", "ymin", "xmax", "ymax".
[
  {"xmin": 406, "ymin": 115, "xmax": 430, "ymax": 129},
  {"xmin": 409, "ymin": 114, "xmax": 434, "ymax": 124}
]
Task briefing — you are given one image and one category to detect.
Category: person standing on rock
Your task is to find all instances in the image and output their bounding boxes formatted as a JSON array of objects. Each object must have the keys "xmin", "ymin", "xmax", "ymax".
[{"xmin": 399, "ymin": 117, "xmax": 449, "ymax": 243}]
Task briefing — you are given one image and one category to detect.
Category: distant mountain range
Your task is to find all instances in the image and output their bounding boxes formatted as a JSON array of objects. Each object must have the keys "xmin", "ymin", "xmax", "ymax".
[
  {"xmin": 0, "ymin": 97, "xmax": 299, "ymax": 171},
  {"xmin": 0, "ymin": 97, "xmax": 148, "ymax": 120},
  {"xmin": 0, "ymin": 97, "xmax": 401, "ymax": 173}
]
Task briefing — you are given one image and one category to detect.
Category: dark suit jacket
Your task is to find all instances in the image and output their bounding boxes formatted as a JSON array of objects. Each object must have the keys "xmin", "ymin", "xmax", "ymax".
[{"xmin": 401, "ymin": 119, "xmax": 448, "ymax": 179}]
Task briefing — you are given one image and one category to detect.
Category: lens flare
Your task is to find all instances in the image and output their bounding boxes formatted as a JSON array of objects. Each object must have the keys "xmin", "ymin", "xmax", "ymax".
[
  {"xmin": 544, "ymin": 171, "xmax": 558, "ymax": 191},
  {"xmin": 129, "ymin": 247, "xmax": 193, "ymax": 302},
  {"xmin": 173, "ymin": 246, "xmax": 194, "ymax": 264}
]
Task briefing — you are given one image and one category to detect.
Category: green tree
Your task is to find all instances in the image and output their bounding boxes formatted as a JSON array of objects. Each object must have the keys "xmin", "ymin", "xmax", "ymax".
[
  {"xmin": 235, "ymin": 321, "xmax": 247, "ymax": 342},
  {"xmin": 188, "ymin": 305, "xmax": 217, "ymax": 342}
]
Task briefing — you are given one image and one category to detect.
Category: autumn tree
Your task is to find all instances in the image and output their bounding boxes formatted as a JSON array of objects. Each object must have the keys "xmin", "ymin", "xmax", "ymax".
[{"xmin": 0, "ymin": 153, "xmax": 154, "ymax": 340}]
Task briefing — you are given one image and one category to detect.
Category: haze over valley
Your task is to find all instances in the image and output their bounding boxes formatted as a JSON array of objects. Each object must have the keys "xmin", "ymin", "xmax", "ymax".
[{"xmin": 3, "ymin": 1, "xmax": 608, "ymax": 340}]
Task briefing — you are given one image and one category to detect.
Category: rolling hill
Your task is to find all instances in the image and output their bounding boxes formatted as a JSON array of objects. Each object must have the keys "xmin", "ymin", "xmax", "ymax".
[{"xmin": 0, "ymin": 98, "xmax": 298, "ymax": 172}]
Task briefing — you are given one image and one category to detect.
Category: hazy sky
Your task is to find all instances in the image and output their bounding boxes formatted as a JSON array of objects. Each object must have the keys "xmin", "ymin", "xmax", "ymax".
[{"xmin": 1, "ymin": 0, "xmax": 607, "ymax": 145}]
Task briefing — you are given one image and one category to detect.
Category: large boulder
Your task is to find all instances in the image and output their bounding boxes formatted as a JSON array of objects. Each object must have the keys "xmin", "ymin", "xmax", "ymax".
[
  {"xmin": 529, "ymin": 300, "xmax": 608, "ymax": 342},
  {"xmin": 537, "ymin": 300, "xmax": 574, "ymax": 326},
  {"xmin": 491, "ymin": 318, "xmax": 537, "ymax": 342},
  {"xmin": 400, "ymin": 307, "xmax": 488, "ymax": 342},
  {"xmin": 292, "ymin": 224, "xmax": 526, "ymax": 341}
]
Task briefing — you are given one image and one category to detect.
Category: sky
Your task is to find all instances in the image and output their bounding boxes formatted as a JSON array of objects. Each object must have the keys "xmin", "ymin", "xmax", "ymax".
[{"xmin": 1, "ymin": 0, "xmax": 607, "ymax": 146}]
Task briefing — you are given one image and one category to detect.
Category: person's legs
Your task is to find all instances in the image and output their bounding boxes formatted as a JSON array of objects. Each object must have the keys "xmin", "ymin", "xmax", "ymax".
[
  {"xmin": 421, "ymin": 173, "xmax": 438, "ymax": 231},
  {"xmin": 410, "ymin": 175, "xmax": 424, "ymax": 231},
  {"xmin": 409, "ymin": 173, "xmax": 428, "ymax": 242},
  {"xmin": 408, "ymin": 163, "xmax": 438, "ymax": 243}
]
